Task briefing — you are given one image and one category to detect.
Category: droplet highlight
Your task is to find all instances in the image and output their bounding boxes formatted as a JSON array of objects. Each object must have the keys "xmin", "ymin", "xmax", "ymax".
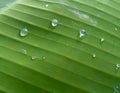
[
  {"xmin": 20, "ymin": 27, "xmax": 28, "ymax": 37},
  {"xmin": 79, "ymin": 29, "xmax": 86, "ymax": 38},
  {"xmin": 45, "ymin": 4, "xmax": 48, "ymax": 7},
  {"xmin": 116, "ymin": 64, "xmax": 120, "ymax": 70},
  {"xmin": 42, "ymin": 56, "xmax": 46, "ymax": 60},
  {"xmin": 31, "ymin": 56, "xmax": 37, "ymax": 60},
  {"xmin": 51, "ymin": 19, "xmax": 58, "ymax": 27},
  {"xmin": 20, "ymin": 49, "xmax": 27, "ymax": 54},
  {"xmin": 92, "ymin": 53, "xmax": 96, "ymax": 58},
  {"xmin": 100, "ymin": 37, "xmax": 105, "ymax": 43},
  {"xmin": 115, "ymin": 27, "xmax": 118, "ymax": 31}
]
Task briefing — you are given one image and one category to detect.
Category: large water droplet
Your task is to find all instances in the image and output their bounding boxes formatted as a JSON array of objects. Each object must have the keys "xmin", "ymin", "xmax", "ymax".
[
  {"xmin": 92, "ymin": 53, "xmax": 96, "ymax": 58},
  {"xmin": 114, "ymin": 84, "xmax": 120, "ymax": 93},
  {"xmin": 51, "ymin": 19, "xmax": 58, "ymax": 27},
  {"xmin": 100, "ymin": 37, "xmax": 105, "ymax": 43},
  {"xmin": 79, "ymin": 29, "xmax": 86, "ymax": 38},
  {"xmin": 20, "ymin": 27, "xmax": 28, "ymax": 37}
]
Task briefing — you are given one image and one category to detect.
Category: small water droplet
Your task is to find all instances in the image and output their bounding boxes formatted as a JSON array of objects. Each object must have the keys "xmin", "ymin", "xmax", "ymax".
[
  {"xmin": 116, "ymin": 64, "xmax": 120, "ymax": 70},
  {"xmin": 45, "ymin": 4, "xmax": 49, "ymax": 7},
  {"xmin": 20, "ymin": 49, "xmax": 27, "ymax": 54},
  {"xmin": 113, "ymin": 84, "xmax": 120, "ymax": 93},
  {"xmin": 100, "ymin": 37, "xmax": 105, "ymax": 43},
  {"xmin": 51, "ymin": 19, "xmax": 58, "ymax": 27},
  {"xmin": 79, "ymin": 29, "xmax": 86, "ymax": 38},
  {"xmin": 31, "ymin": 56, "xmax": 37, "ymax": 60},
  {"xmin": 115, "ymin": 27, "xmax": 118, "ymax": 31},
  {"xmin": 92, "ymin": 53, "xmax": 96, "ymax": 58},
  {"xmin": 42, "ymin": 56, "xmax": 46, "ymax": 60},
  {"xmin": 20, "ymin": 27, "xmax": 28, "ymax": 37}
]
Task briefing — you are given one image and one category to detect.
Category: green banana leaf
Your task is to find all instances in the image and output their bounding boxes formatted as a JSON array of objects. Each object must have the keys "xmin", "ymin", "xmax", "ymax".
[{"xmin": 0, "ymin": 0, "xmax": 120, "ymax": 93}]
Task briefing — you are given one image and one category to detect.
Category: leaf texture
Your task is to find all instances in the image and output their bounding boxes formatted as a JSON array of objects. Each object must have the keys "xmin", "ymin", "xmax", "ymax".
[{"xmin": 0, "ymin": 0, "xmax": 120, "ymax": 93}]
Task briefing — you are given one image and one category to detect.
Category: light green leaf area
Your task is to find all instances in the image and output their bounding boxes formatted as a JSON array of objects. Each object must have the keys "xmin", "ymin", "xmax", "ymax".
[
  {"xmin": 0, "ymin": 0, "xmax": 120, "ymax": 93},
  {"xmin": 0, "ymin": 0, "xmax": 15, "ymax": 10}
]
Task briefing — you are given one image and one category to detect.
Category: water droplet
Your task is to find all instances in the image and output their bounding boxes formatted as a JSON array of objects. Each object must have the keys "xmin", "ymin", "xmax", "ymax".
[
  {"xmin": 51, "ymin": 19, "xmax": 58, "ymax": 27},
  {"xmin": 115, "ymin": 27, "xmax": 118, "ymax": 31},
  {"xmin": 116, "ymin": 64, "xmax": 120, "ymax": 70},
  {"xmin": 42, "ymin": 56, "xmax": 46, "ymax": 60},
  {"xmin": 31, "ymin": 56, "xmax": 37, "ymax": 60},
  {"xmin": 100, "ymin": 37, "xmax": 105, "ymax": 43},
  {"xmin": 92, "ymin": 53, "xmax": 96, "ymax": 58},
  {"xmin": 79, "ymin": 29, "xmax": 86, "ymax": 38},
  {"xmin": 113, "ymin": 84, "xmax": 120, "ymax": 93},
  {"xmin": 45, "ymin": 4, "xmax": 49, "ymax": 7},
  {"xmin": 20, "ymin": 27, "xmax": 28, "ymax": 37},
  {"xmin": 20, "ymin": 49, "xmax": 27, "ymax": 54}
]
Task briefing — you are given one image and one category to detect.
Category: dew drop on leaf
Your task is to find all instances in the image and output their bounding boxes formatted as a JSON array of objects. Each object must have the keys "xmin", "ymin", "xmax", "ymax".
[
  {"xmin": 20, "ymin": 27, "xmax": 28, "ymax": 37},
  {"xmin": 51, "ymin": 19, "xmax": 58, "ymax": 27},
  {"xmin": 116, "ymin": 64, "xmax": 120, "ymax": 70},
  {"xmin": 100, "ymin": 37, "xmax": 105, "ymax": 43},
  {"xmin": 92, "ymin": 53, "xmax": 96, "ymax": 58},
  {"xmin": 31, "ymin": 56, "xmax": 37, "ymax": 60},
  {"xmin": 115, "ymin": 27, "xmax": 118, "ymax": 31},
  {"xmin": 113, "ymin": 84, "xmax": 120, "ymax": 93},
  {"xmin": 79, "ymin": 29, "xmax": 86, "ymax": 38},
  {"xmin": 45, "ymin": 4, "xmax": 49, "ymax": 7},
  {"xmin": 20, "ymin": 49, "xmax": 27, "ymax": 54},
  {"xmin": 42, "ymin": 56, "xmax": 46, "ymax": 60}
]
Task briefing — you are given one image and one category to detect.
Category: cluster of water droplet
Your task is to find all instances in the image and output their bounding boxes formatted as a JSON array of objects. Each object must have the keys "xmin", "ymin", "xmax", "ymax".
[
  {"xmin": 20, "ymin": 49, "xmax": 46, "ymax": 61},
  {"xmin": 79, "ymin": 29, "xmax": 97, "ymax": 58},
  {"xmin": 18, "ymin": 13, "xmax": 116, "ymax": 62},
  {"xmin": 16, "ymin": 3, "xmax": 120, "ymax": 93}
]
